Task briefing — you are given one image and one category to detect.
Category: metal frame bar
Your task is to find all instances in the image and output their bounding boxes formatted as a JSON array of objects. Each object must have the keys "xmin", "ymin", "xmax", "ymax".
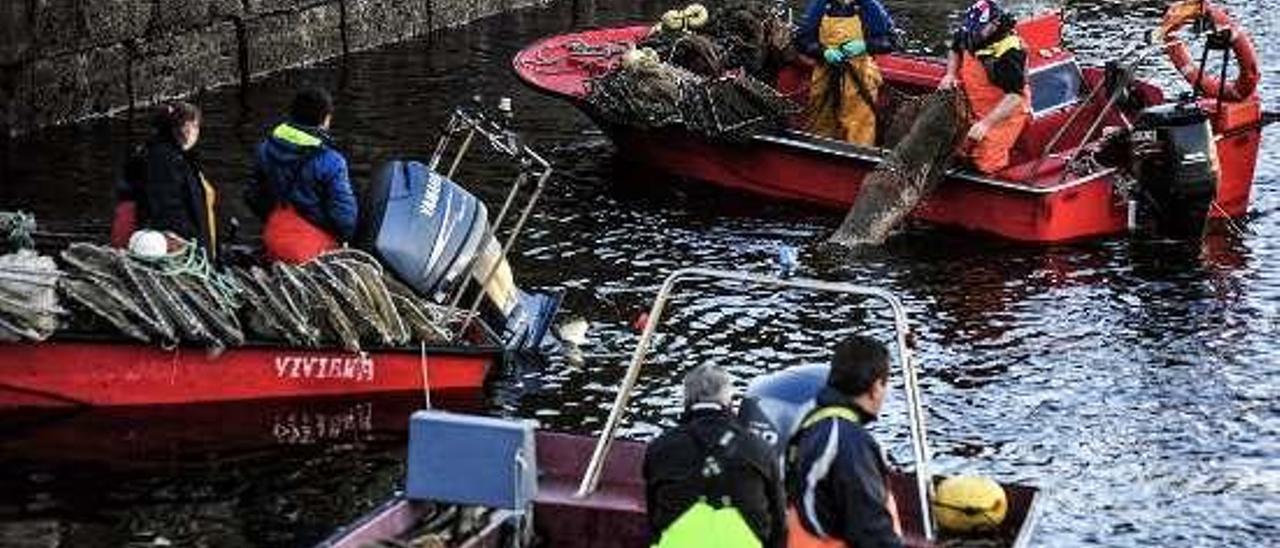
[
  {"xmin": 574, "ymin": 267, "xmax": 936, "ymax": 541},
  {"xmin": 424, "ymin": 104, "xmax": 555, "ymax": 341}
]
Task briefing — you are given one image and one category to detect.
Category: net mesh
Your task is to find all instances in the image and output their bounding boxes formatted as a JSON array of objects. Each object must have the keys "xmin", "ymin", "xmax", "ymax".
[
  {"xmin": 827, "ymin": 89, "xmax": 971, "ymax": 246},
  {"xmin": 584, "ymin": 61, "xmax": 798, "ymax": 142}
]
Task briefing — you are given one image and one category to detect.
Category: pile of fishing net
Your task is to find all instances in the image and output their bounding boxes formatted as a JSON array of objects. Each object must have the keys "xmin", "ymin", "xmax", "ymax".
[
  {"xmin": 0, "ymin": 212, "xmax": 64, "ymax": 342},
  {"xmin": 828, "ymin": 89, "xmax": 971, "ymax": 246},
  {"xmin": 641, "ymin": 0, "xmax": 793, "ymax": 80},
  {"xmin": 56, "ymin": 242, "xmax": 473, "ymax": 353},
  {"xmin": 584, "ymin": 52, "xmax": 797, "ymax": 142}
]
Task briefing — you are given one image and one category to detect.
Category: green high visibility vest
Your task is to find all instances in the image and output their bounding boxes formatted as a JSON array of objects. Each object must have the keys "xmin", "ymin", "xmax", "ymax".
[{"xmin": 654, "ymin": 499, "xmax": 762, "ymax": 548}]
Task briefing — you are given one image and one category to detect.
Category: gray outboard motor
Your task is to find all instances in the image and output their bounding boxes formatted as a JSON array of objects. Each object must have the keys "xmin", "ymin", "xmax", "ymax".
[
  {"xmin": 738, "ymin": 365, "xmax": 828, "ymax": 465},
  {"xmin": 357, "ymin": 159, "xmax": 561, "ymax": 352},
  {"xmin": 1130, "ymin": 101, "xmax": 1219, "ymax": 238}
]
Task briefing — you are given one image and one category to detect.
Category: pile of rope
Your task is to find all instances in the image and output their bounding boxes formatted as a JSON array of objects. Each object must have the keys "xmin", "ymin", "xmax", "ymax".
[
  {"xmin": 56, "ymin": 242, "xmax": 472, "ymax": 353},
  {"xmin": 585, "ymin": 54, "xmax": 797, "ymax": 142},
  {"xmin": 828, "ymin": 89, "xmax": 970, "ymax": 246}
]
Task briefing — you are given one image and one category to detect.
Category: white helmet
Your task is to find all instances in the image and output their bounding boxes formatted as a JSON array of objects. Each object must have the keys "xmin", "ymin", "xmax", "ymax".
[{"xmin": 127, "ymin": 230, "xmax": 169, "ymax": 258}]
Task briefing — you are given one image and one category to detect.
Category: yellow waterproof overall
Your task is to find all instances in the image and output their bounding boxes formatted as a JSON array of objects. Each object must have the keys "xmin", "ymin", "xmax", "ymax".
[{"xmin": 807, "ymin": 14, "xmax": 882, "ymax": 146}]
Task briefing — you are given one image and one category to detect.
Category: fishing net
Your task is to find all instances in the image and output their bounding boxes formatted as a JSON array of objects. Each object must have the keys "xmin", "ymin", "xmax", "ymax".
[
  {"xmin": 827, "ymin": 89, "xmax": 971, "ymax": 246},
  {"xmin": 642, "ymin": 0, "xmax": 793, "ymax": 80},
  {"xmin": 56, "ymin": 242, "xmax": 473, "ymax": 353},
  {"xmin": 584, "ymin": 59, "xmax": 798, "ymax": 142}
]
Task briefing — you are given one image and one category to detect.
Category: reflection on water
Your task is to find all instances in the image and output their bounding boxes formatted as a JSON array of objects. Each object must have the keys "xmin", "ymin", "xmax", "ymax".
[{"xmin": 1, "ymin": 0, "xmax": 1278, "ymax": 546}]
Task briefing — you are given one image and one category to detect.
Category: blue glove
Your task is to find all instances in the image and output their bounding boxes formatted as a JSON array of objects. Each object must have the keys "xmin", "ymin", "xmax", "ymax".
[
  {"xmin": 822, "ymin": 47, "xmax": 846, "ymax": 64},
  {"xmin": 840, "ymin": 39, "xmax": 867, "ymax": 57}
]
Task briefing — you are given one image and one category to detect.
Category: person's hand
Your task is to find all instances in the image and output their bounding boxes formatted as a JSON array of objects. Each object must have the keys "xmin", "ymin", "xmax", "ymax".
[
  {"xmin": 966, "ymin": 119, "xmax": 991, "ymax": 142},
  {"xmin": 840, "ymin": 39, "xmax": 867, "ymax": 57},
  {"xmin": 938, "ymin": 72, "xmax": 957, "ymax": 90},
  {"xmin": 822, "ymin": 47, "xmax": 846, "ymax": 65}
]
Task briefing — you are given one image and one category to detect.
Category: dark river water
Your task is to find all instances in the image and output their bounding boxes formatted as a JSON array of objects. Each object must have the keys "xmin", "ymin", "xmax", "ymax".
[{"xmin": 2, "ymin": 0, "xmax": 1277, "ymax": 546}]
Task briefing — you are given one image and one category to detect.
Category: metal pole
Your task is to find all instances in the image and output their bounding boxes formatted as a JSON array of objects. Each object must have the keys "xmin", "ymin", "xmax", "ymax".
[
  {"xmin": 446, "ymin": 169, "xmax": 528, "ymax": 310},
  {"xmin": 454, "ymin": 165, "xmax": 552, "ymax": 339},
  {"xmin": 446, "ymin": 129, "xmax": 478, "ymax": 181},
  {"xmin": 573, "ymin": 267, "xmax": 936, "ymax": 540}
]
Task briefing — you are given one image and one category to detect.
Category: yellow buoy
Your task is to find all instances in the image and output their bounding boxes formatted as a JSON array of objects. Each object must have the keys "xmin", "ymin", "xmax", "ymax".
[
  {"xmin": 682, "ymin": 3, "xmax": 710, "ymax": 29},
  {"xmin": 661, "ymin": 9, "xmax": 685, "ymax": 32},
  {"xmin": 932, "ymin": 475, "xmax": 1008, "ymax": 533}
]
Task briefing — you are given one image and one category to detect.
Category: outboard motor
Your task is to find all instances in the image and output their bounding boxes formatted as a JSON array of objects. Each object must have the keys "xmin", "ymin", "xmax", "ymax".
[
  {"xmin": 737, "ymin": 365, "xmax": 828, "ymax": 464},
  {"xmin": 1129, "ymin": 101, "xmax": 1219, "ymax": 238},
  {"xmin": 357, "ymin": 159, "xmax": 561, "ymax": 352}
]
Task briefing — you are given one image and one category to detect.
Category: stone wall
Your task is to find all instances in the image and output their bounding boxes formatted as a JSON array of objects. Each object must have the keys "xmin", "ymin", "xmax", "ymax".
[{"xmin": 0, "ymin": 0, "xmax": 541, "ymax": 137}]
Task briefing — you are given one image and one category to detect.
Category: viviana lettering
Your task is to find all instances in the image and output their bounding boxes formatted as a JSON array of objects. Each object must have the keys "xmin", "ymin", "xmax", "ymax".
[{"xmin": 273, "ymin": 354, "xmax": 375, "ymax": 382}]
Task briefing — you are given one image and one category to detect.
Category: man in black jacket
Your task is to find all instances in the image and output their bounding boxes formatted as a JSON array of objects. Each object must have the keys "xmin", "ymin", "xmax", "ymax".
[
  {"xmin": 787, "ymin": 335, "xmax": 902, "ymax": 547},
  {"xmin": 644, "ymin": 364, "xmax": 786, "ymax": 548}
]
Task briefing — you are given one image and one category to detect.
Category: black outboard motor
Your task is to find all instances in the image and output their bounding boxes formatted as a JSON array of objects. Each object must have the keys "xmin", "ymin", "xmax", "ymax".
[{"xmin": 1130, "ymin": 101, "xmax": 1219, "ymax": 238}]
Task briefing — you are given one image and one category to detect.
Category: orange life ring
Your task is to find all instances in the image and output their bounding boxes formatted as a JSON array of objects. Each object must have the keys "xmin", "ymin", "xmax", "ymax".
[{"xmin": 1154, "ymin": 1, "xmax": 1259, "ymax": 101}]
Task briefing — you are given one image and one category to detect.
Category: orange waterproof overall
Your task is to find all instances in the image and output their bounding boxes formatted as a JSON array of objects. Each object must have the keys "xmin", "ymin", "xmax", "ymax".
[
  {"xmin": 958, "ymin": 35, "xmax": 1030, "ymax": 174},
  {"xmin": 807, "ymin": 14, "xmax": 882, "ymax": 146}
]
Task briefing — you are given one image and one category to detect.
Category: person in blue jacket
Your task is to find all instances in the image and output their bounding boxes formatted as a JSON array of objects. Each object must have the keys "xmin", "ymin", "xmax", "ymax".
[
  {"xmin": 786, "ymin": 335, "xmax": 902, "ymax": 547},
  {"xmin": 794, "ymin": 0, "xmax": 898, "ymax": 145},
  {"xmin": 246, "ymin": 88, "xmax": 357, "ymax": 263}
]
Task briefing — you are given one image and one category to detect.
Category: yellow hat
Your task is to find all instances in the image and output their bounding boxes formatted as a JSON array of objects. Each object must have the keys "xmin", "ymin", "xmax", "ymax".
[{"xmin": 932, "ymin": 475, "xmax": 1008, "ymax": 533}]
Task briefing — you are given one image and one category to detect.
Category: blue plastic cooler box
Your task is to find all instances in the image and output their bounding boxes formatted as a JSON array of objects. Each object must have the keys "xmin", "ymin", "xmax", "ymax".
[{"xmin": 405, "ymin": 410, "xmax": 537, "ymax": 510}]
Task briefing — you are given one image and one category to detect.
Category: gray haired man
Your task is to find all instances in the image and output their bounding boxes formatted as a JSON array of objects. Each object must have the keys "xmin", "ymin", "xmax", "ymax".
[{"xmin": 643, "ymin": 364, "xmax": 787, "ymax": 547}]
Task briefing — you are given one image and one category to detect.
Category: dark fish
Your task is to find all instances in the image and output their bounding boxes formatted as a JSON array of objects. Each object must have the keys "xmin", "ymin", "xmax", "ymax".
[{"xmin": 391, "ymin": 293, "xmax": 451, "ymax": 343}]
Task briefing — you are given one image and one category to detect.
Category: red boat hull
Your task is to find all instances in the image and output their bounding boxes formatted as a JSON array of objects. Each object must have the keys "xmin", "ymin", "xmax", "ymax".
[
  {"xmin": 514, "ymin": 21, "xmax": 1263, "ymax": 243},
  {"xmin": 0, "ymin": 339, "xmax": 500, "ymax": 409}
]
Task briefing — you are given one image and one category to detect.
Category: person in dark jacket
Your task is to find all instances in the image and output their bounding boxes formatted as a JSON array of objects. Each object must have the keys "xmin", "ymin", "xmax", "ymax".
[
  {"xmin": 786, "ymin": 335, "xmax": 901, "ymax": 548},
  {"xmin": 246, "ymin": 87, "xmax": 357, "ymax": 263},
  {"xmin": 114, "ymin": 102, "xmax": 219, "ymax": 260},
  {"xmin": 645, "ymin": 364, "xmax": 787, "ymax": 548}
]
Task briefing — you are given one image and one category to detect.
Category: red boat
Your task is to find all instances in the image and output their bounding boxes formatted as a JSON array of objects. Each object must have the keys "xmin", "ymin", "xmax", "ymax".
[
  {"xmin": 0, "ymin": 337, "xmax": 501, "ymax": 409},
  {"xmin": 514, "ymin": 7, "xmax": 1271, "ymax": 242}
]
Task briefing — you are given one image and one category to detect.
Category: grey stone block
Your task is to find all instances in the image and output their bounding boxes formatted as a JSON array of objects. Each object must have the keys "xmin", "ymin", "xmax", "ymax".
[
  {"xmin": 13, "ymin": 45, "xmax": 129, "ymax": 131},
  {"xmin": 246, "ymin": 2, "xmax": 342, "ymax": 76},
  {"xmin": 246, "ymin": 0, "xmax": 328, "ymax": 15},
  {"xmin": 79, "ymin": 0, "xmax": 152, "ymax": 48},
  {"xmin": 345, "ymin": 0, "xmax": 430, "ymax": 51},
  {"xmin": 30, "ymin": 0, "xmax": 81, "ymax": 56},
  {"xmin": 150, "ymin": 0, "xmax": 242, "ymax": 34},
  {"xmin": 0, "ymin": 1, "xmax": 33, "ymax": 65},
  {"xmin": 131, "ymin": 22, "xmax": 239, "ymax": 105},
  {"xmin": 431, "ymin": 0, "xmax": 476, "ymax": 29}
]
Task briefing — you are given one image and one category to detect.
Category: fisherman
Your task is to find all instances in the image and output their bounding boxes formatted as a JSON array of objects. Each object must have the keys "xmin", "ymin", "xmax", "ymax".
[
  {"xmin": 938, "ymin": 0, "xmax": 1030, "ymax": 174},
  {"xmin": 246, "ymin": 87, "xmax": 357, "ymax": 263},
  {"xmin": 645, "ymin": 363, "xmax": 787, "ymax": 548},
  {"xmin": 795, "ymin": 0, "xmax": 898, "ymax": 146},
  {"xmin": 113, "ymin": 102, "xmax": 219, "ymax": 261},
  {"xmin": 786, "ymin": 335, "xmax": 902, "ymax": 548}
]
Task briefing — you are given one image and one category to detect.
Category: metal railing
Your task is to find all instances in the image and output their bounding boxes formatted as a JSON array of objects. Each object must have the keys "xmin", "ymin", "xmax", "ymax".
[
  {"xmin": 573, "ymin": 267, "xmax": 937, "ymax": 541},
  {"xmin": 426, "ymin": 99, "xmax": 554, "ymax": 341}
]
